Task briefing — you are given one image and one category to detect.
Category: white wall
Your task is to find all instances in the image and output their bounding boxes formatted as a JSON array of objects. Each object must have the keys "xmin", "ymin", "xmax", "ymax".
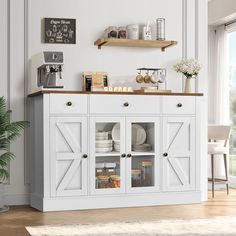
[
  {"xmin": 28, "ymin": 0, "xmax": 184, "ymax": 91},
  {"xmin": 0, "ymin": 0, "xmax": 208, "ymax": 205},
  {"xmin": 209, "ymin": 0, "xmax": 236, "ymax": 25}
]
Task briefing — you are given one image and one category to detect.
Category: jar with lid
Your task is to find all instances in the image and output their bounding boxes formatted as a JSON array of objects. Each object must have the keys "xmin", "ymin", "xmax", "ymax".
[
  {"xmin": 118, "ymin": 27, "xmax": 127, "ymax": 39},
  {"xmin": 140, "ymin": 160, "xmax": 153, "ymax": 186},
  {"xmin": 107, "ymin": 26, "xmax": 118, "ymax": 38},
  {"xmin": 110, "ymin": 175, "xmax": 120, "ymax": 188},
  {"xmin": 131, "ymin": 169, "xmax": 142, "ymax": 187},
  {"xmin": 97, "ymin": 175, "xmax": 113, "ymax": 189},
  {"xmin": 103, "ymin": 163, "xmax": 116, "ymax": 177},
  {"xmin": 95, "ymin": 163, "xmax": 105, "ymax": 177}
]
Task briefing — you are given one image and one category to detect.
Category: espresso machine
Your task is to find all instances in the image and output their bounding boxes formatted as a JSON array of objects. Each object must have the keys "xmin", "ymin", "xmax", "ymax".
[{"xmin": 29, "ymin": 51, "xmax": 64, "ymax": 94}]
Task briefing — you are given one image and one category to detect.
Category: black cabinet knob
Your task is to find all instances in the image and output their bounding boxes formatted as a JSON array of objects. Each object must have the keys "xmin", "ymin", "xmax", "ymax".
[
  {"xmin": 121, "ymin": 153, "xmax": 126, "ymax": 158},
  {"xmin": 82, "ymin": 154, "xmax": 88, "ymax": 159},
  {"xmin": 177, "ymin": 103, "xmax": 183, "ymax": 108},
  {"xmin": 127, "ymin": 154, "xmax": 132, "ymax": 158},
  {"xmin": 163, "ymin": 153, "xmax": 168, "ymax": 157},
  {"xmin": 67, "ymin": 101, "xmax": 72, "ymax": 106},
  {"xmin": 123, "ymin": 102, "xmax": 129, "ymax": 107}
]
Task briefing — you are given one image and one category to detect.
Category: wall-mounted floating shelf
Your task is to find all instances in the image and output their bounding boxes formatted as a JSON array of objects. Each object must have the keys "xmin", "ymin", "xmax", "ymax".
[{"xmin": 94, "ymin": 38, "xmax": 178, "ymax": 51}]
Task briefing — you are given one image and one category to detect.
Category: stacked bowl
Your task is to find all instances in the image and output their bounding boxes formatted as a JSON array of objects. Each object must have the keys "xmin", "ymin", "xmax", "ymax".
[{"xmin": 96, "ymin": 131, "xmax": 113, "ymax": 153}]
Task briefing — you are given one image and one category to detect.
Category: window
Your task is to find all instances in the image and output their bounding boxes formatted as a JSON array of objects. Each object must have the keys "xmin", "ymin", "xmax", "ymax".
[{"xmin": 228, "ymin": 31, "xmax": 236, "ymax": 176}]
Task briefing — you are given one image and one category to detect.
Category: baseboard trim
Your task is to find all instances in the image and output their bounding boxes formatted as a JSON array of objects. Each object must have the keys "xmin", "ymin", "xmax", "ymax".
[
  {"xmin": 5, "ymin": 194, "xmax": 29, "ymax": 205},
  {"xmin": 31, "ymin": 191, "xmax": 202, "ymax": 212}
]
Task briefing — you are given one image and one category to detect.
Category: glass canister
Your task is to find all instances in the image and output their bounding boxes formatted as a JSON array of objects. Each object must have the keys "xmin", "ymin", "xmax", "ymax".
[
  {"xmin": 95, "ymin": 163, "xmax": 105, "ymax": 177},
  {"xmin": 97, "ymin": 175, "xmax": 111, "ymax": 189},
  {"xmin": 118, "ymin": 26, "xmax": 127, "ymax": 39},
  {"xmin": 131, "ymin": 169, "xmax": 142, "ymax": 187},
  {"xmin": 140, "ymin": 160, "xmax": 153, "ymax": 186},
  {"xmin": 104, "ymin": 163, "xmax": 116, "ymax": 176},
  {"xmin": 156, "ymin": 18, "xmax": 165, "ymax": 40},
  {"xmin": 110, "ymin": 175, "xmax": 120, "ymax": 188}
]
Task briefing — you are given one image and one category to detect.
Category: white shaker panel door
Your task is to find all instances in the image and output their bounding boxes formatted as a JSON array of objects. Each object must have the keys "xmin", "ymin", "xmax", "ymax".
[
  {"xmin": 50, "ymin": 117, "xmax": 88, "ymax": 197},
  {"xmin": 162, "ymin": 117, "xmax": 195, "ymax": 192}
]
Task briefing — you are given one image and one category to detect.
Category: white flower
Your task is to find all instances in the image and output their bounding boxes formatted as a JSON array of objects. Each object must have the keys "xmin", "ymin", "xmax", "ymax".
[{"xmin": 173, "ymin": 58, "xmax": 201, "ymax": 78}]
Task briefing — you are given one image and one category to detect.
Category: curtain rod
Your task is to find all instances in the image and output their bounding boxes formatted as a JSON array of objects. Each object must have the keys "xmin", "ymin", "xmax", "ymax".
[{"xmin": 225, "ymin": 20, "xmax": 236, "ymax": 27}]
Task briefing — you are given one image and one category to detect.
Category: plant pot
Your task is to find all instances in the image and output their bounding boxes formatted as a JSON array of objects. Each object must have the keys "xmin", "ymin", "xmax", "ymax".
[
  {"xmin": 184, "ymin": 78, "xmax": 192, "ymax": 93},
  {"xmin": 0, "ymin": 183, "xmax": 4, "ymax": 209}
]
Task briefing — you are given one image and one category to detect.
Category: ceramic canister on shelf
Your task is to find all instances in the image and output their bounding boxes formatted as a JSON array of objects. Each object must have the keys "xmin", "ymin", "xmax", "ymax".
[{"xmin": 127, "ymin": 24, "xmax": 139, "ymax": 40}]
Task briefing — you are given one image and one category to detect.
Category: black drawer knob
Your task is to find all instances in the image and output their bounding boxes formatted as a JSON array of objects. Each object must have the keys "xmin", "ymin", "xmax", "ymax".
[
  {"xmin": 123, "ymin": 102, "xmax": 129, "ymax": 107},
  {"xmin": 121, "ymin": 153, "xmax": 126, "ymax": 158},
  {"xmin": 163, "ymin": 153, "xmax": 168, "ymax": 157},
  {"xmin": 67, "ymin": 101, "xmax": 72, "ymax": 106},
  {"xmin": 82, "ymin": 154, "xmax": 88, "ymax": 159},
  {"xmin": 177, "ymin": 103, "xmax": 183, "ymax": 108},
  {"xmin": 127, "ymin": 154, "xmax": 132, "ymax": 158}
]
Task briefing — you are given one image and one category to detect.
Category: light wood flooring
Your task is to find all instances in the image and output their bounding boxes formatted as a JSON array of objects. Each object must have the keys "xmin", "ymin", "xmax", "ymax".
[{"xmin": 1, "ymin": 189, "xmax": 236, "ymax": 236}]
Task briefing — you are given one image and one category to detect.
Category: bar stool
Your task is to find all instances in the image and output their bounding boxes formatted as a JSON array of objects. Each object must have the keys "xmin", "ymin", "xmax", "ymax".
[{"xmin": 208, "ymin": 125, "xmax": 231, "ymax": 198}]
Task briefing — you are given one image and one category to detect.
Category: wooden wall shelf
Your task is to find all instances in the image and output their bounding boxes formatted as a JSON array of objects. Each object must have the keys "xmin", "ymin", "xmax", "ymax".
[{"xmin": 94, "ymin": 38, "xmax": 178, "ymax": 51}]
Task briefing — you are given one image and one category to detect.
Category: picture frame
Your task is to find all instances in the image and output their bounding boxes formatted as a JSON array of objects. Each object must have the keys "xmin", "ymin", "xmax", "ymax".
[{"xmin": 44, "ymin": 18, "xmax": 76, "ymax": 44}]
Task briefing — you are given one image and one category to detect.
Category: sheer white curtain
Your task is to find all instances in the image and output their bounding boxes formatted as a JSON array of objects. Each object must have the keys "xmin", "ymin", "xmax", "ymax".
[
  {"xmin": 208, "ymin": 25, "xmax": 229, "ymax": 125},
  {"xmin": 208, "ymin": 25, "xmax": 229, "ymax": 180}
]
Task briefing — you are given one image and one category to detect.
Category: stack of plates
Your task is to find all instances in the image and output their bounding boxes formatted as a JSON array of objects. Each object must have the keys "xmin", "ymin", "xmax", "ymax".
[
  {"xmin": 96, "ymin": 131, "xmax": 108, "ymax": 140},
  {"xmin": 96, "ymin": 130, "xmax": 112, "ymax": 153},
  {"xmin": 132, "ymin": 143, "xmax": 152, "ymax": 152},
  {"xmin": 96, "ymin": 140, "xmax": 113, "ymax": 153},
  {"xmin": 114, "ymin": 140, "xmax": 120, "ymax": 152}
]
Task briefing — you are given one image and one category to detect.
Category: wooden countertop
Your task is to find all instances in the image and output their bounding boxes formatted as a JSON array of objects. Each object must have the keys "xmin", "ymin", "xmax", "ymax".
[{"xmin": 28, "ymin": 90, "xmax": 204, "ymax": 97}]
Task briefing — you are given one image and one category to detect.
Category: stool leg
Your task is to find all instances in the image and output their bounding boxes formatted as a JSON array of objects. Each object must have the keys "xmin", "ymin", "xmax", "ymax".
[
  {"xmin": 223, "ymin": 154, "xmax": 229, "ymax": 195},
  {"xmin": 211, "ymin": 154, "xmax": 215, "ymax": 198}
]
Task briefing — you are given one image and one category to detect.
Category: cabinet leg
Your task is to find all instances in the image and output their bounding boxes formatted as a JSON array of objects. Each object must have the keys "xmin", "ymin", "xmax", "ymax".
[
  {"xmin": 223, "ymin": 154, "xmax": 229, "ymax": 195},
  {"xmin": 211, "ymin": 154, "xmax": 214, "ymax": 198}
]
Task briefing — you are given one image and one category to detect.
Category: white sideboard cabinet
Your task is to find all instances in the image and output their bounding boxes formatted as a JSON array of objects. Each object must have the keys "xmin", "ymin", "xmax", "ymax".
[{"xmin": 29, "ymin": 91, "xmax": 203, "ymax": 212}]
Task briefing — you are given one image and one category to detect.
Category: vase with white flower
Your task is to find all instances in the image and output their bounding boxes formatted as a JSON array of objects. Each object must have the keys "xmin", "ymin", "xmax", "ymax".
[{"xmin": 173, "ymin": 58, "xmax": 201, "ymax": 93}]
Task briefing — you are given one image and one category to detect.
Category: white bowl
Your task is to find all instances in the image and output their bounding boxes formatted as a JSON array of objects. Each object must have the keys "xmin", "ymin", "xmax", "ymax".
[
  {"xmin": 96, "ymin": 136, "xmax": 108, "ymax": 141},
  {"xmin": 96, "ymin": 147, "xmax": 113, "ymax": 153},
  {"xmin": 96, "ymin": 143, "xmax": 113, "ymax": 148},
  {"xmin": 96, "ymin": 139, "xmax": 113, "ymax": 144}
]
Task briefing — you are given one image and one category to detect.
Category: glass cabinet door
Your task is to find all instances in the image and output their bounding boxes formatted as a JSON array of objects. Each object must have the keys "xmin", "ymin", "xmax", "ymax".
[
  {"xmin": 90, "ymin": 117, "xmax": 126, "ymax": 195},
  {"xmin": 126, "ymin": 117, "xmax": 160, "ymax": 193}
]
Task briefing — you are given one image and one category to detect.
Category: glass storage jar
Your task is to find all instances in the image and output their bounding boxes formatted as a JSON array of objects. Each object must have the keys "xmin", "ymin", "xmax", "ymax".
[
  {"xmin": 131, "ymin": 169, "xmax": 142, "ymax": 187},
  {"xmin": 140, "ymin": 160, "xmax": 153, "ymax": 186}
]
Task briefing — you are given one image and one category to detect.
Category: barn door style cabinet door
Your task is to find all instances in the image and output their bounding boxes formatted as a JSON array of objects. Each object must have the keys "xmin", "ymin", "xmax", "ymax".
[
  {"xmin": 50, "ymin": 117, "xmax": 88, "ymax": 197},
  {"xmin": 162, "ymin": 117, "xmax": 195, "ymax": 191}
]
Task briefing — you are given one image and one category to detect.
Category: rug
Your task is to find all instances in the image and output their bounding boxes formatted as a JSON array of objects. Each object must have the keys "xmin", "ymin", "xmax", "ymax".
[{"xmin": 26, "ymin": 217, "xmax": 236, "ymax": 236}]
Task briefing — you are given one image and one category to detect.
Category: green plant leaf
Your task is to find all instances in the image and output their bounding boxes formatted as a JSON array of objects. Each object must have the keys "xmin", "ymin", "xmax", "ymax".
[
  {"xmin": 0, "ymin": 96, "xmax": 29, "ymax": 182},
  {"xmin": 0, "ymin": 169, "xmax": 9, "ymax": 182}
]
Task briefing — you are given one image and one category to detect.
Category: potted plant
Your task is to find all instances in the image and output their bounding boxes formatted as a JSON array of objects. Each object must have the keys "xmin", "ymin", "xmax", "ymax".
[
  {"xmin": 174, "ymin": 58, "xmax": 201, "ymax": 93},
  {"xmin": 0, "ymin": 96, "xmax": 29, "ymax": 211}
]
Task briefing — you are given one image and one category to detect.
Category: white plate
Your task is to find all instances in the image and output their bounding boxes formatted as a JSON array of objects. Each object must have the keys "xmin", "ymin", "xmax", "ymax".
[
  {"xmin": 112, "ymin": 123, "xmax": 120, "ymax": 141},
  {"xmin": 132, "ymin": 124, "xmax": 146, "ymax": 145},
  {"xmin": 96, "ymin": 140, "xmax": 113, "ymax": 144},
  {"xmin": 96, "ymin": 143, "xmax": 113, "ymax": 148},
  {"xmin": 96, "ymin": 147, "xmax": 113, "ymax": 153}
]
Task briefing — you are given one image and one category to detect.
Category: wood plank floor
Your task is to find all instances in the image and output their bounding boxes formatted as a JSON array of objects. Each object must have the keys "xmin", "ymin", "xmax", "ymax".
[{"xmin": 1, "ymin": 190, "xmax": 236, "ymax": 236}]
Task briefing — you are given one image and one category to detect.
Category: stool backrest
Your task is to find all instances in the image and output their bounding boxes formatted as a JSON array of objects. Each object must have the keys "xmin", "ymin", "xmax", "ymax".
[{"xmin": 208, "ymin": 125, "xmax": 231, "ymax": 146}]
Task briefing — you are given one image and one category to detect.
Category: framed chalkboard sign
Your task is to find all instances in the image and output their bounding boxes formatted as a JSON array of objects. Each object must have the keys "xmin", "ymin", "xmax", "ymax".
[{"xmin": 44, "ymin": 18, "xmax": 76, "ymax": 44}]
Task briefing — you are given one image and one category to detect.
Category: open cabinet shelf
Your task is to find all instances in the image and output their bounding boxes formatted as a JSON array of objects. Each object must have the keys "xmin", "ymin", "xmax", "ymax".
[{"xmin": 94, "ymin": 38, "xmax": 178, "ymax": 51}]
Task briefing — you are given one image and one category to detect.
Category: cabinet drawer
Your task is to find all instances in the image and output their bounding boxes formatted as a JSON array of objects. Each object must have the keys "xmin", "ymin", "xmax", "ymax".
[
  {"xmin": 50, "ymin": 94, "xmax": 88, "ymax": 114},
  {"xmin": 90, "ymin": 95, "xmax": 160, "ymax": 114},
  {"xmin": 162, "ymin": 96, "xmax": 195, "ymax": 114}
]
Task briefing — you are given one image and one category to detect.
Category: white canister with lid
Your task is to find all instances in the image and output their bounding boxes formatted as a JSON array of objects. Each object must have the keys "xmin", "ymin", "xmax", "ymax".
[{"xmin": 126, "ymin": 24, "xmax": 139, "ymax": 40}]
